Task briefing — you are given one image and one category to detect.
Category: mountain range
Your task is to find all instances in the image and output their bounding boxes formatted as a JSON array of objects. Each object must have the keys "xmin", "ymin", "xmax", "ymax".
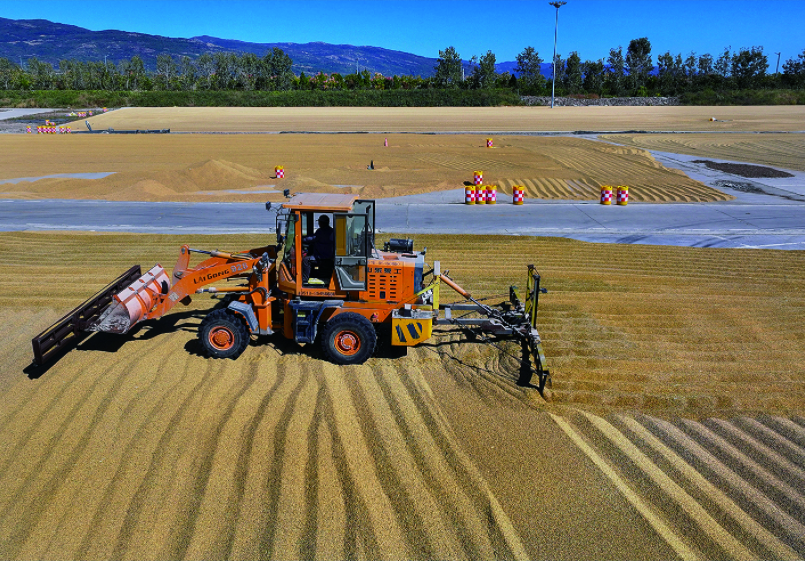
[{"xmin": 0, "ymin": 16, "xmax": 554, "ymax": 78}]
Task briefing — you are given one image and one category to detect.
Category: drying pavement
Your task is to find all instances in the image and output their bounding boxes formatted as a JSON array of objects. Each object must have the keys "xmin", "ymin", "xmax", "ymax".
[
  {"xmin": 1, "ymin": 231, "xmax": 804, "ymax": 560},
  {"xmin": 2, "ymin": 106, "xmax": 804, "ymax": 559}
]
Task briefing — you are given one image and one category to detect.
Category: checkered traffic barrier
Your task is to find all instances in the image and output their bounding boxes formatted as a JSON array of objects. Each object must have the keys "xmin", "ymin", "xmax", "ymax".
[
  {"xmin": 486, "ymin": 138, "xmax": 493, "ymax": 148},
  {"xmin": 513, "ymin": 185, "xmax": 524, "ymax": 205},
  {"xmin": 617, "ymin": 185, "xmax": 629, "ymax": 206},
  {"xmin": 600, "ymin": 185, "xmax": 613, "ymax": 205},
  {"xmin": 465, "ymin": 185, "xmax": 476, "ymax": 204},
  {"xmin": 275, "ymin": 166, "xmax": 284, "ymax": 179},
  {"xmin": 486, "ymin": 184, "xmax": 497, "ymax": 204},
  {"xmin": 476, "ymin": 185, "xmax": 486, "ymax": 204},
  {"xmin": 473, "ymin": 171, "xmax": 483, "ymax": 186},
  {"xmin": 26, "ymin": 125, "xmax": 32, "ymax": 134}
]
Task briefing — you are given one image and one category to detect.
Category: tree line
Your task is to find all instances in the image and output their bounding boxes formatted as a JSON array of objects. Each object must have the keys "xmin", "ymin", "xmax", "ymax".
[
  {"xmin": 1, "ymin": 40, "xmax": 804, "ymax": 97},
  {"xmin": 434, "ymin": 40, "xmax": 805, "ymax": 96}
]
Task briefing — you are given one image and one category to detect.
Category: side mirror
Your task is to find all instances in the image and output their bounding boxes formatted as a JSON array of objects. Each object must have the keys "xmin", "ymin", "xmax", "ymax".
[{"xmin": 265, "ymin": 201, "xmax": 272, "ymax": 211}]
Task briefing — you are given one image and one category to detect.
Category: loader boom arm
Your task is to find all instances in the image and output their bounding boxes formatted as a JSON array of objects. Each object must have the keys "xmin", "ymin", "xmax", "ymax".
[{"xmin": 132, "ymin": 244, "xmax": 275, "ymax": 327}]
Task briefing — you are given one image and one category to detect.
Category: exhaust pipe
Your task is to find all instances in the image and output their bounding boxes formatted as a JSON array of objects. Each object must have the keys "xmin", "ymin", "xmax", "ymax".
[{"xmin": 90, "ymin": 265, "xmax": 170, "ymax": 333}]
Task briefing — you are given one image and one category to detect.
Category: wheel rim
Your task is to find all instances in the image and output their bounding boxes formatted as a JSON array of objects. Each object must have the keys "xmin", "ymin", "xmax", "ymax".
[
  {"xmin": 334, "ymin": 330, "xmax": 361, "ymax": 356},
  {"xmin": 209, "ymin": 326, "xmax": 235, "ymax": 350}
]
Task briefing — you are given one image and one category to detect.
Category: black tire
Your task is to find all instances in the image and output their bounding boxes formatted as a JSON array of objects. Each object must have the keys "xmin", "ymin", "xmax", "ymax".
[
  {"xmin": 199, "ymin": 308, "xmax": 250, "ymax": 359},
  {"xmin": 320, "ymin": 312, "xmax": 376, "ymax": 365}
]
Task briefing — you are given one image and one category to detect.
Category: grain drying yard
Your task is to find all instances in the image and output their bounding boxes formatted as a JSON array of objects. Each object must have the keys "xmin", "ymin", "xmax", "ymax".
[{"xmin": 1, "ymin": 106, "xmax": 804, "ymax": 560}]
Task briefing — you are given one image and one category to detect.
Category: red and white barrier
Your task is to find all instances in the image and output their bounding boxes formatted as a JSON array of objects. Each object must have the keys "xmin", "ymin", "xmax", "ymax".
[
  {"xmin": 600, "ymin": 185, "xmax": 613, "ymax": 205},
  {"xmin": 513, "ymin": 185, "xmax": 524, "ymax": 205},
  {"xmin": 617, "ymin": 185, "xmax": 629, "ymax": 205}
]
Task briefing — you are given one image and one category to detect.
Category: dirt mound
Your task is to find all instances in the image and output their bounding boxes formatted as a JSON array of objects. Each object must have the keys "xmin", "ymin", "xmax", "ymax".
[
  {"xmin": 183, "ymin": 159, "xmax": 269, "ymax": 186},
  {"xmin": 0, "ymin": 134, "xmax": 732, "ymax": 203}
]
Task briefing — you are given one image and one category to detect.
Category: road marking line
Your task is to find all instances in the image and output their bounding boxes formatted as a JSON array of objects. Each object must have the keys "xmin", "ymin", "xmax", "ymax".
[
  {"xmin": 549, "ymin": 413, "xmax": 702, "ymax": 561},
  {"xmin": 618, "ymin": 416, "xmax": 800, "ymax": 561}
]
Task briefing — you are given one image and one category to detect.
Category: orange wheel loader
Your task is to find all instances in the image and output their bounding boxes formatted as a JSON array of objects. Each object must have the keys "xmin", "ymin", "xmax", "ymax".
[{"xmin": 31, "ymin": 193, "xmax": 550, "ymax": 389}]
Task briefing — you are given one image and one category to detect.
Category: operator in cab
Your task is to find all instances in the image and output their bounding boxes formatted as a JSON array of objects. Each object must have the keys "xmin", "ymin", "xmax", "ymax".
[{"xmin": 302, "ymin": 215, "xmax": 335, "ymax": 284}]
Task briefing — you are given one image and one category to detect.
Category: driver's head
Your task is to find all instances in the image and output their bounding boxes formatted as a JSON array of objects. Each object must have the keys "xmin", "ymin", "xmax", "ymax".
[{"xmin": 318, "ymin": 215, "xmax": 330, "ymax": 227}]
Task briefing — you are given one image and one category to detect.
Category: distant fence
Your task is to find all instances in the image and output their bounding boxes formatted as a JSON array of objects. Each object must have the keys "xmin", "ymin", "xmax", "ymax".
[{"xmin": 521, "ymin": 96, "xmax": 681, "ymax": 106}]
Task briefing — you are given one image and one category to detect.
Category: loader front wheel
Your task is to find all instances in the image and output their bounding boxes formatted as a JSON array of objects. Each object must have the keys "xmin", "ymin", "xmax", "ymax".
[
  {"xmin": 199, "ymin": 309, "xmax": 250, "ymax": 359},
  {"xmin": 321, "ymin": 313, "xmax": 376, "ymax": 365}
]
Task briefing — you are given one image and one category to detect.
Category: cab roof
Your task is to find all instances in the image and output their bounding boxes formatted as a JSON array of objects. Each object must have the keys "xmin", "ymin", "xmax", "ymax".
[{"xmin": 282, "ymin": 193, "xmax": 362, "ymax": 212}]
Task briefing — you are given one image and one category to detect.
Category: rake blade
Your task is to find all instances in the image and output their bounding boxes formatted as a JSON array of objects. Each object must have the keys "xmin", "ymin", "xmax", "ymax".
[{"xmin": 31, "ymin": 265, "xmax": 142, "ymax": 366}]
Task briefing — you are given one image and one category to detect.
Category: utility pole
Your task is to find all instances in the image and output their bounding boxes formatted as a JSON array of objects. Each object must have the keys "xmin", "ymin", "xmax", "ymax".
[
  {"xmin": 775, "ymin": 52, "xmax": 781, "ymax": 74},
  {"xmin": 549, "ymin": 1, "xmax": 566, "ymax": 108}
]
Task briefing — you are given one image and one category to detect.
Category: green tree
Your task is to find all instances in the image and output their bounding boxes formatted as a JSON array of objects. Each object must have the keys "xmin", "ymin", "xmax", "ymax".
[
  {"xmin": 0, "ymin": 57, "xmax": 20, "ymax": 89},
  {"xmin": 155, "ymin": 54, "xmax": 177, "ymax": 90},
  {"xmin": 731, "ymin": 46, "xmax": 767, "ymax": 89},
  {"xmin": 605, "ymin": 46, "xmax": 626, "ymax": 96},
  {"xmin": 264, "ymin": 47, "xmax": 293, "ymax": 90},
  {"xmin": 552, "ymin": 53, "xmax": 566, "ymax": 93},
  {"xmin": 782, "ymin": 49, "xmax": 805, "ymax": 89},
  {"xmin": 682, "ymin": 52, "xmax": 697, "ymax": 89},
  {"xmin": 515, "ymin": 46, "xmax": 545, "ymax": 94},
  {"xmin": 562, "ymin": 51, "xmax": 583, "ymax": 94},
  {"xmin": 625, "ymin": 37, "xmax": 652, "ymax": 93},
  {"xmin": 714, "ymin": 47, "xmax": 731, "ymax": 77},
  {"xmin": 213, "ymin": 52, "xmax": 235, "ymax": 89},
  {"xmin": 103, "ymin": 60, "xmax": 119, "ymax": 90},
  {"xmin": 471, "ymin": 50, "xmax": 497, "ymax": 89},
  {"xmin": 581, "ymin": 59, "xmax": 604, "ymax": 95},
  {"xmin": 657, "ymin": 51, "xmax": 681, "ymax": 95},
  {"xmin": 58, "ymin": 59, "xmax": 81, "ymax": 89},
  {"xmin": 697, "ymin": 53, "xmax": 714, "ymax": 76},
  {"xmin": 235, "ymin": 52, "xmax": 259, "ymax": 90},
  {"xmin": 434, "ymin": 46, "xmax": 462, "ymax": 88},
  {"xmin": 27, "ymin": 57, "xmax": 55, "ymax": 89},
  {"xmin": 121, "ymin": 55, "xmax": 146, "ymax": 90},
  {"xmin": 179, "ymin": 56, "xmax": 196, "ymax": 91},
  {"xmin": 196, "ymin": 53, "xmax": 215, "ymax": 90}
]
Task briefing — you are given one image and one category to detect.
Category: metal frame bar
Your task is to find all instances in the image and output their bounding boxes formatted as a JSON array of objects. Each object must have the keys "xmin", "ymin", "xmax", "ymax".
[{"xmin": 31, "ymin": 265, "xmax": 142, "ymax": 365}]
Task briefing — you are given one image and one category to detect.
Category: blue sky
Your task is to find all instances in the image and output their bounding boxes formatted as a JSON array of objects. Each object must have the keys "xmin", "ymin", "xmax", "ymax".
[{"xmin": 2, "ymin": 0, "xmax": 803, "ymax": 64}]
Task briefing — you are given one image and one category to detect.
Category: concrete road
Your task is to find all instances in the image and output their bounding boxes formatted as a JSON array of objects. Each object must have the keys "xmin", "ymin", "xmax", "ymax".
[
  {"xmin": 0, "ymin": 108, "xmax": 56, "ymax": 120},
  {"xmin": 2, "ymin": 195, "xmax": 804, "ymax": 250},
  {"xmin": 1, "ymin": 150, "xmax": 803, "ymax": 249}
]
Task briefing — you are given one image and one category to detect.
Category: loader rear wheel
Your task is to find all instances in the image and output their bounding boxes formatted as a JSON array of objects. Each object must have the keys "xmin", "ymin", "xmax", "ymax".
[
  {"xmin": 321, "ymin": 313, "xmax": 376, "ymax": 365},
  {"xmin": 199, "ymin": 309, "xmax": 250, "ymax": 359}
]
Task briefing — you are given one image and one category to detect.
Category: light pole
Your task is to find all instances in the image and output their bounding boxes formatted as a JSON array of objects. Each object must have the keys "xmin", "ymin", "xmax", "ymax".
[{"xmin": 549, "ymin": 1, "xmax": 566, "ymax": 108}]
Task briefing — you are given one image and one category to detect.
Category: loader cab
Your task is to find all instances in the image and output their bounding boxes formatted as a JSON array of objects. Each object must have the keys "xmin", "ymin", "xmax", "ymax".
[{"xmin": 276, "ymin": 194, "xmax": 375, "ymax": 297}]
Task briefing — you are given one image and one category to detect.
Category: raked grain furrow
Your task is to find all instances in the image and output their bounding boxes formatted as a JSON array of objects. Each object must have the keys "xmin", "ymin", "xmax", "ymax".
[
  {"xmin": 554, "ymin": 411, "xmax": 805, "ymax": 560},
  {"xmin": 0, "ymin": 333, "xmax": 180, "ymax": 559},
  {"xmin": 601, "ymin": 134, "xmax": 805, "ymax": 173}
]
